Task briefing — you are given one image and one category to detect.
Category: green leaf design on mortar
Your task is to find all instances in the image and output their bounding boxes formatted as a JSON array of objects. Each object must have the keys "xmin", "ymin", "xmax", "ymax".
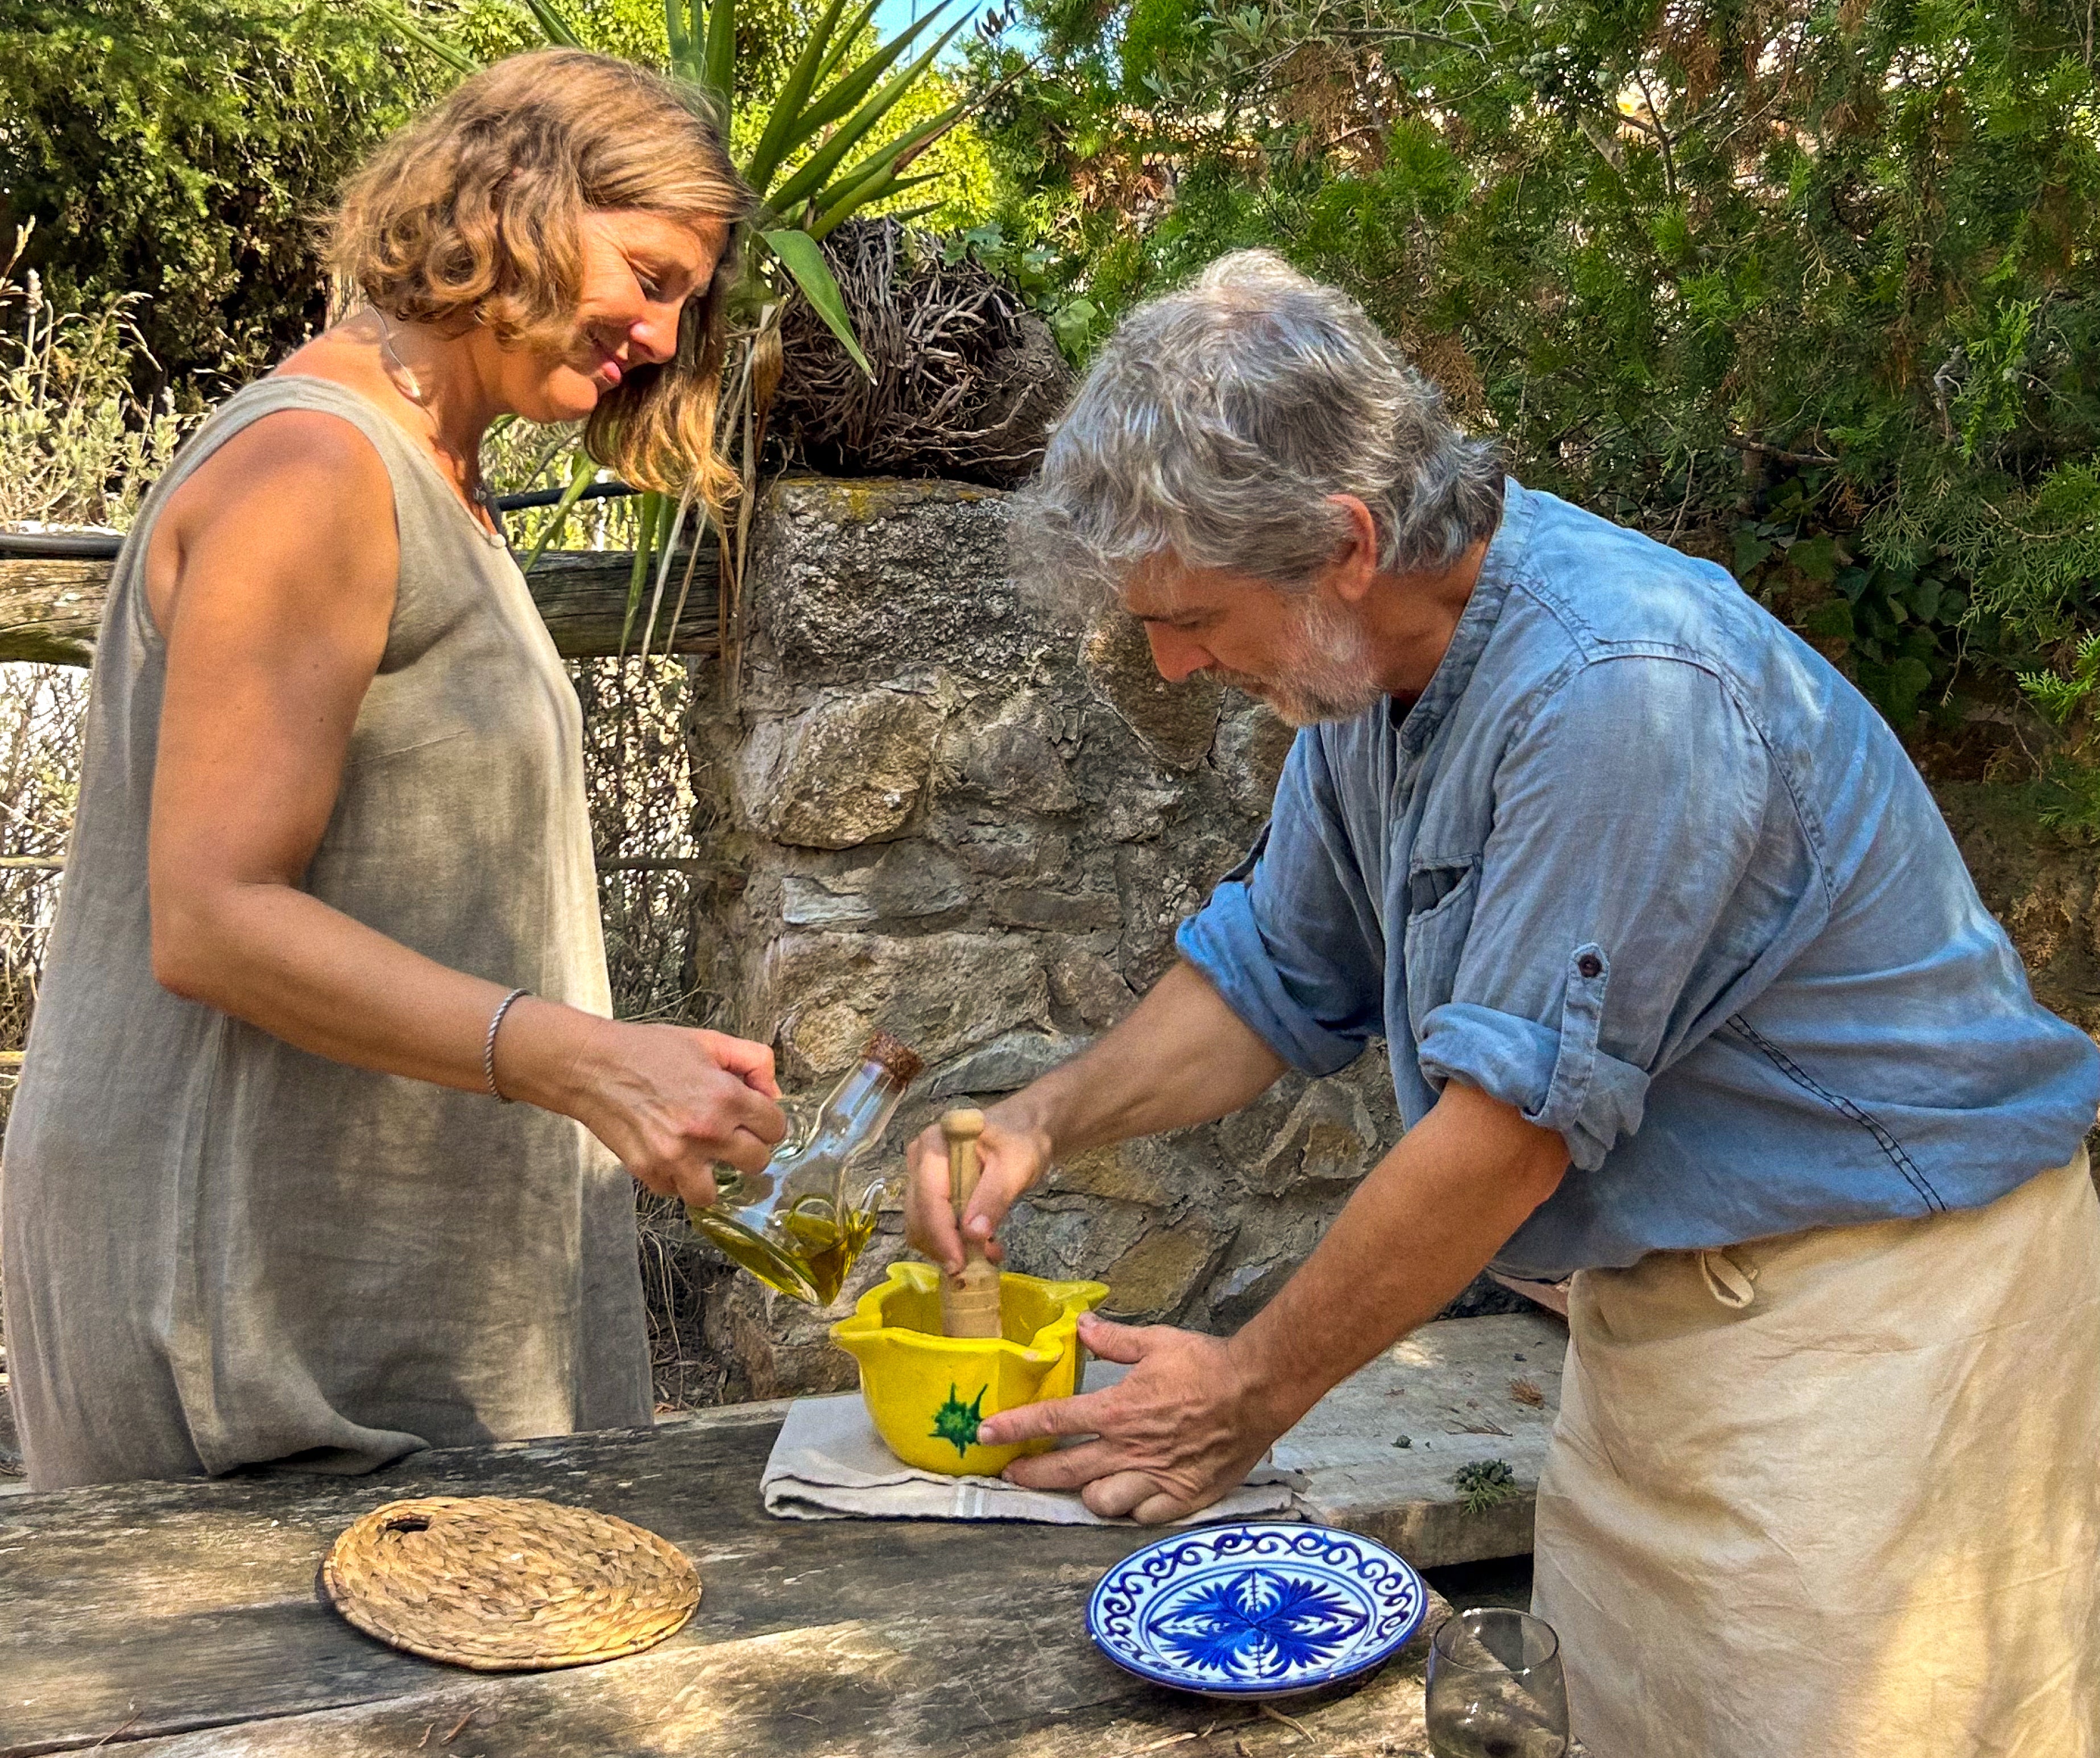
[{"xmin": 931, "ymin": 1383, "xmax": 988, "ymax": 1456}]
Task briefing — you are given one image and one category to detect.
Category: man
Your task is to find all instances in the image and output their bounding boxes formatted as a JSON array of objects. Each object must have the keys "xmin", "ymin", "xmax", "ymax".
[{"xmin": 903, "ymin": 251, "xmax": 2100, "ymax": 1756}]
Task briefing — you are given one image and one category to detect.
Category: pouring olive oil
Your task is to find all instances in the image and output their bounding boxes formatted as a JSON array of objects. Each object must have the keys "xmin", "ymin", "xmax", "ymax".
[{"xmin": 685, "ymin": 1031, "xmax": 922, "ymax": 1305}]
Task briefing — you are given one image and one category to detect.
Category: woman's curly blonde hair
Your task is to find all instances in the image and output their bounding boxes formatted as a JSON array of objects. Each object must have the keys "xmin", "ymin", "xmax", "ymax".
[{"xmin": 327, "ymin": 49, "xmax": 755, "ymax": 513}]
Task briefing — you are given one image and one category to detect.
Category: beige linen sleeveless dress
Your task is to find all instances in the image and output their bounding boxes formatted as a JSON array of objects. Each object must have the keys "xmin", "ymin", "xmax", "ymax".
[{"xmin": 0, "ymin": 376, "xmax": 651, "ymax": 1491}]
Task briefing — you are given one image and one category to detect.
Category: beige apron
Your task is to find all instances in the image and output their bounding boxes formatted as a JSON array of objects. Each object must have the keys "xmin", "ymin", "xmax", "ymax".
[{"xmin": 1533, "ymin": 1151, "xmax": 2100, "ymax": 1757}]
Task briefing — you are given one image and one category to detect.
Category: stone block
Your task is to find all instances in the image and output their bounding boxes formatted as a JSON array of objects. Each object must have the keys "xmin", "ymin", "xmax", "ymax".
[
  {"xmin": 738, "ymin": 686, "xmax": 945, "ymax": 850},
  {"xmin": 1203, "ymin": 1207, "xmax": 1333, "ymax": 1328},
  {"xmin": 748, "ymin": 480, "xmax": 1034, "ymax": 686},
  {"xmin": 1043, "ymin": 1135, "xmax": 1193, "ymax": 1209},
  {"xmin": 1082, "ymin": 609, "xmax": 1222, "ymax": 771},
  {"xmin": 1097, "ymin": 1216, "xmax": 1235, "ymax": 1322},
  {"xmin": 935, "ymin": 817, "xmax": 1072, "ymax": 882},
  {"xmin": 999, "ymin": 1195, "xmax": 1152, "ymax": 1284},
  {"xmin": 952, "ymin": 696, "xmax": 1080, "ymax": 814},
  {"xmin": 927, "ymin": 1029, "xmax": 1087, "ymax": 1098},
  {"xmin": 777, "ymin": 842, "xmax": 972, "ymax": 930},
  {"xmin": 1114, "ymin": 843, "xmax": 1209, "ymax": 987},
  {"xmin": 1101, "ymin": 780, "xmax": 1186, "ymax": 844},
  {"xmin": 1215, "ymin": 698, "xmax": 1297, "ymax": 817},
  {"xmin": 986, "ymin": 885, "xmax": 1122, "ymax": 932},
  {"xmin": 759, "ymin": 930, "xmax": 1051, "ymax": 1080},
  {"xmin": 1046, "ymin": 945, "xmax": 1136, "ymax": 1028},
  {"xmin": 1245, "ymin": 1081, "xmax": 1387, "ymax": 1196}
]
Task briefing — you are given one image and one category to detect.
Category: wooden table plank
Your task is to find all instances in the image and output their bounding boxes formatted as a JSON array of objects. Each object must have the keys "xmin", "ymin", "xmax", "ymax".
[
  {"xmin": 117, "ymin": 1602, "xmax": 1448, "ymax": 1758},
  {"xmin": 1281, "ymin": 1312, "xmax": 1565, "ymax": 1566},
  {"xmin": 0, "ymin": 1405, "xmax": 1452, "ymax": 1758},
  {"xmin": 2, "ymin": 1316, "xmax": 1572, "ymax": 1758}
]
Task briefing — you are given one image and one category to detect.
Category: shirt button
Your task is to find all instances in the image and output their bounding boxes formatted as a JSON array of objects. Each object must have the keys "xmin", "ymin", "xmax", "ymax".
[{"xmin": 1577, "ymin": 953, "xmax": 1603, "ymax": 979}]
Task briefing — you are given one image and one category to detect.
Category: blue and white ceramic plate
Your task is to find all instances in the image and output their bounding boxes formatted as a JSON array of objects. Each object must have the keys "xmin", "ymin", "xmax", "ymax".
[{"xmin": 1087, "ymin": 1521, "xmax": 1429, "ymax": 1700}]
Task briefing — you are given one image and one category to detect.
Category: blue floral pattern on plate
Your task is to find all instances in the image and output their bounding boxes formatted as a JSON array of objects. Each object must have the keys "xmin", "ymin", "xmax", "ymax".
[{"xmin": 1087, "ymin": 1523, "xmax": 1428, "ymax": 1699}]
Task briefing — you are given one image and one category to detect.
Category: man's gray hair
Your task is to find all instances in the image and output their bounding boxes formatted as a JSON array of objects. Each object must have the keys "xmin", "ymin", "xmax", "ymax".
[{"xmin": 1014, "ymin": 250, "xmax": 1502, "ymax": 602}]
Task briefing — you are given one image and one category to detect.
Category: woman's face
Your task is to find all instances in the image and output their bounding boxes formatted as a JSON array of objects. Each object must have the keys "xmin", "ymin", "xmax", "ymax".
[{"xmin": 504, "ymin": 208, "xmax": 730, "ymax": 423}]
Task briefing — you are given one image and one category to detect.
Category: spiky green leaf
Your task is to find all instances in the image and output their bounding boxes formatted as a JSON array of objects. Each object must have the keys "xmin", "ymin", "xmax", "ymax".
[
  {"xmin": 810, "ymin": 172, "xmax": 943, "ymax": 241},
  {"xmin": 517, "ymin": 0, "xmax": 586, "ymax": 48},
  {"xmin": 702, "ymin": 0, "xmax": 736, "ymax": 102},
  {"xmin": 371, "ymin": 2, "xmax": 481, "ymax": 72},
  {"xmin": 807, "ymin": 101, "xmax": 966, "ymax": 220},
  {"xmin": 519, "ymin": 452, "xmax": 604, "ymax": 574},
  {"xmin": 739, "ymin": 0, "xmax": 854, "ymax": 192},
  {"xmin": 763, "ymin": 229, "xmax": 872, "ymax": 377}
]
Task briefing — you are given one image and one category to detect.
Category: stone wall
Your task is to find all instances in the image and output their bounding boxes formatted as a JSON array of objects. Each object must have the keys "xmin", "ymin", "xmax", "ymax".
[
  {"xmin": 683, "ymin": 478, "xmax": 1435, "ymax": 1400},
  {"xmin": 679, "ymin": 476, "xmax": 2100, "ymax": 1403}
]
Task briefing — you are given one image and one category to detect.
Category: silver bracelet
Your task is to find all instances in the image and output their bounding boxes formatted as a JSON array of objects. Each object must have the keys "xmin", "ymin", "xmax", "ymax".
[{"xmin": 483, "ymin": 987, "xmax": 529, "ymax": 1102}]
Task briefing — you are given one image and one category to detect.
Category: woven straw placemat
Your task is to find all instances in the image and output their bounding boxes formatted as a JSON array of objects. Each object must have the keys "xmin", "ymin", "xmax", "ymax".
[{"xmin": 321, "ymin": 1495, "xmax": 701, "ymax": 1672}]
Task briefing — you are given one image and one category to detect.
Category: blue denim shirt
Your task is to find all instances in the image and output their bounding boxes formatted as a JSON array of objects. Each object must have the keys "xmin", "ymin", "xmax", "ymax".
[{"xmin": 1178, "ymin": 480, "xmax": 2100, "ymax": 1279}]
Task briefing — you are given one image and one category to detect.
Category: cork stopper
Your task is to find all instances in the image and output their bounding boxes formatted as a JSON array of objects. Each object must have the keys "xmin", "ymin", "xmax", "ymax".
[{"xmin": 862, "ymin": 1030, "xmax": 924, "ymax": 1087}]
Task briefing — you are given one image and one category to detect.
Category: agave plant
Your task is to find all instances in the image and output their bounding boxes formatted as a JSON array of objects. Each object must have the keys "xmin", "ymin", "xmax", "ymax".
[{"xmin": 390, "ymin": 0, "xmax": 973, "ymax": 664}]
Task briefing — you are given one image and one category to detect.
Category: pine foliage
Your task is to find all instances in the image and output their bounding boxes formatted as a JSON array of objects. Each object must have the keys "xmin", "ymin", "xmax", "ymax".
[{"xmin": 966, "ymin": 0, "xmax": 2100, "ymax": 719}]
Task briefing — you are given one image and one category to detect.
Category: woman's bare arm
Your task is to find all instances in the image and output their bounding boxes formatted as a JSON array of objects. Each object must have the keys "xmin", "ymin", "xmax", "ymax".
[{"xmin": 143, "ymin": 412, "xmax": 783, "ymax": 1200}]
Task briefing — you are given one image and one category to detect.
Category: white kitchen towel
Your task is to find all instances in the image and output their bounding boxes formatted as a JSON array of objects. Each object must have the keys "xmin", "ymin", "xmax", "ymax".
[{"xmin": 761, "ymin": 1363, "xmax": 1306, "ymax": 1524}]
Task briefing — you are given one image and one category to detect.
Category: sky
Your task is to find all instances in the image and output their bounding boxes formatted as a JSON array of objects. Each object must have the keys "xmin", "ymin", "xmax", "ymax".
[{"xmin": 869, "ymin": 0, "xmax": 981, "ymax": 55}]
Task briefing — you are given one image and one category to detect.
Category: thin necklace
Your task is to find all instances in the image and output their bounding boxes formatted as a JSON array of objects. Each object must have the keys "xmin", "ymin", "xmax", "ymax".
[{"xmin": 374, "ymin": 308, "xmax": 498, "ymax": 530}]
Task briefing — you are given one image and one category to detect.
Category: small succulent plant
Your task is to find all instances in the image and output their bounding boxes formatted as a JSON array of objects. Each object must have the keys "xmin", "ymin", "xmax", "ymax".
[{"xmin": 1453, "ymin": 1458, "xmax": 1519, "ymax": 1516}]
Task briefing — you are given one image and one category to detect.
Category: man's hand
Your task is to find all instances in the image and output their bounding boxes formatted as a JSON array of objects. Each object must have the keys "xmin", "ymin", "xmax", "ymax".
[
  {"xmin": 902, "ymin": 963, "xmax": 1288, "ymax": 1275},
  {"xmin": 978, "ymin": 1081, "xmax": 1568, "ymax": 1521},
  {"xmin": 979, "ymin": 1313, "xmax": 1289, "ymax": 1524},
  {"xmin": 903, "ymin": 1104, "xmax": 1051, "ymax": 1274}
]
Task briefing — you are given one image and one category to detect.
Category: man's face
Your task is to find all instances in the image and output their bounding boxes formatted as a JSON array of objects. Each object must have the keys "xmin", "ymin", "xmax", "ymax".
[{"xmin": 1121, "ymin": 556, "xmax": 1387, "ymax": 727}]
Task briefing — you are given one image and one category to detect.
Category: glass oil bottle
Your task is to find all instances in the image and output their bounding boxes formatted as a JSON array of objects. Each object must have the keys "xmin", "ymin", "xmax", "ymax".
[{"xmin": 686, "ymin": 1031, "xmax": 923, "ymax": 1305}]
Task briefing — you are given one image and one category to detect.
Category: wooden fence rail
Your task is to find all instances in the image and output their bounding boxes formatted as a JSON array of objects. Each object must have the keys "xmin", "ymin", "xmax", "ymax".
[{"xmin": 0, "ymin": 544, "xmax": 720, "ymax": 666}]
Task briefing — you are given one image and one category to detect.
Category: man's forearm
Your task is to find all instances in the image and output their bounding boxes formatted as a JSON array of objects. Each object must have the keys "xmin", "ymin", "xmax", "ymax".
[
  {"xmin": 1002, "ymin": 961, "xmax": 1288, "ymax": 1158},
  {"xmin": 1228, "ymin": 1081, "xmax": 1569, "ymax": 1435}
]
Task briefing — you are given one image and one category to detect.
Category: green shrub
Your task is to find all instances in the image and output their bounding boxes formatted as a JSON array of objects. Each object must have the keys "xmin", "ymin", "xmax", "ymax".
[
  {"xmin": 0, "ymin": 0, "xmax": 449, "ymax": 386},
  {"xmin": 964, "ymin": 0, "xmax": 2100, "ymax": 723},
  {"xmin": 0, "ymin": 226, "xmax": 193, "ymax": 530}
]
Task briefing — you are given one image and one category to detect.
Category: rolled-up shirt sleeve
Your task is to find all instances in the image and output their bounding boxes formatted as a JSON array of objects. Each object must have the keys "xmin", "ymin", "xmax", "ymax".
[
  {"xmin": 1177, "ymin": 729, "xmax": 1386, "ymax": 1076},
  {"xmin": 1417, "ymin": 656, "xmax": 1775, "ymax": 1170}
]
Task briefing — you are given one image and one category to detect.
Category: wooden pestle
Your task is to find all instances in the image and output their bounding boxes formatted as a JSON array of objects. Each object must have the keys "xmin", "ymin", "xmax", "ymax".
[{"xmin": 938, "ymin": 1108, "xmax": 1004, "ymax": 1338}]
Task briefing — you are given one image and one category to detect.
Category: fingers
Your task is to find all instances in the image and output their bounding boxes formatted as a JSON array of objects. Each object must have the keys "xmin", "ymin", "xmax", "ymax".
[
  {"xmin": 1131, "ymin": 1486, "xmax": 1200, "ymax": 1525},
  {"xmin": 1073, "ymin": 1312, "xmax": 1149, "ymax": 1365},
  {"xmin": 902, "ymin": 1123, "xmax": 967, "ymax": 1272},
  {"xmin": 661, "ymin": 1157, "xmax": 719, "ymax": 1210},
  {"xmin": 976, "ymin": 1387, "xmax": 1111, "ymax": 1450},
  {"xmin": 732, "ymin": 1080, "xmax": 791, "ymax": 1147},
  {"xmin": 958, "ymin": 1120, "xmax": 1045, "ymax": 1242},
  {"xmin": 696, "ymin": 1030, "xmax": 781, "ymax": 1100},
  {"xmin": 1003, "ymin": 1437, "xmax": 1117, "ymax": 1490},
  {"xmin": 711, "ymin": 1121, "xmax": 782, "ymax": 1176},
  {"xmin": 626, "ymin": 1158, "xmax": 680, "ymax": 1200},
  {"xmin": 1082, "ymin": 1470, "xmax": 1173, "ymax": 1520}
]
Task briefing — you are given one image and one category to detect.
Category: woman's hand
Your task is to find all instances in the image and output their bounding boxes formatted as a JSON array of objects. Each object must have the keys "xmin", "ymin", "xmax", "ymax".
[
  {"xmin": 505, "ymin": 1007, "xmax": 788, "ymax": 1209},
  {"xmin": 902, "ymin": 1102, "xmax": 1054, "ymax": 1274}
]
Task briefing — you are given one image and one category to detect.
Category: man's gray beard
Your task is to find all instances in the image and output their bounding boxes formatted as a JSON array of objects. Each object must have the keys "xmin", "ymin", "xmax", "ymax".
[{"xmin": 1215, "ymin": 596, "xmax": 1385, "ymax": 727}]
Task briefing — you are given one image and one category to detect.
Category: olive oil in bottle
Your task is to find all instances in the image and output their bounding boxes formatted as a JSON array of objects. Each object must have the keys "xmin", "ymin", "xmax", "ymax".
[{"xmin": 686, "ymin": 1031, "xmax": 922, "ymax": 1305}]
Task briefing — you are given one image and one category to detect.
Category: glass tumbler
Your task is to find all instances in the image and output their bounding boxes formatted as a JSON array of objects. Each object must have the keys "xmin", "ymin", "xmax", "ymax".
[{"xmin": 1424, "ymin": 1607, "xmax": 1571, "ymax": 1758}]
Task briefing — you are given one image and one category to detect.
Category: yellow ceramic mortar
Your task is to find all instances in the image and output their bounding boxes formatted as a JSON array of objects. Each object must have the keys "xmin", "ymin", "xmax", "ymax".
[{"xmin": 831, "ymin": 1263, "xmax": 1109, "ymax": 1476}]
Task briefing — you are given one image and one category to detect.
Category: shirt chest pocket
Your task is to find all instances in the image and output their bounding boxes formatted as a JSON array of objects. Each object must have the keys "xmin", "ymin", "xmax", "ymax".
[{"xmin": 1402, "ymin": 859, "xmax": 1480, "ymax": 1044}]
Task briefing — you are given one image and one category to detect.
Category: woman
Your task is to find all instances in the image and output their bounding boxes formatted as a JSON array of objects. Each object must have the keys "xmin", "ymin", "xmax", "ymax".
[{"xmin": 0, "ymin": 50, "xmax": 785, "ymax": 1490}]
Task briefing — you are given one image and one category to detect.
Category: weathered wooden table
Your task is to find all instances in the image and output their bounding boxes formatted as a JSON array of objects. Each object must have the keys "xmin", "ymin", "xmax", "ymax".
[
  {"xmin": 2, "ymin": 1314, "xmax": 1576, "ymax": 1757},
  {"xmin": 1, "ymin": 1404, "xmax": 1465, "ymax": 1758}
]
